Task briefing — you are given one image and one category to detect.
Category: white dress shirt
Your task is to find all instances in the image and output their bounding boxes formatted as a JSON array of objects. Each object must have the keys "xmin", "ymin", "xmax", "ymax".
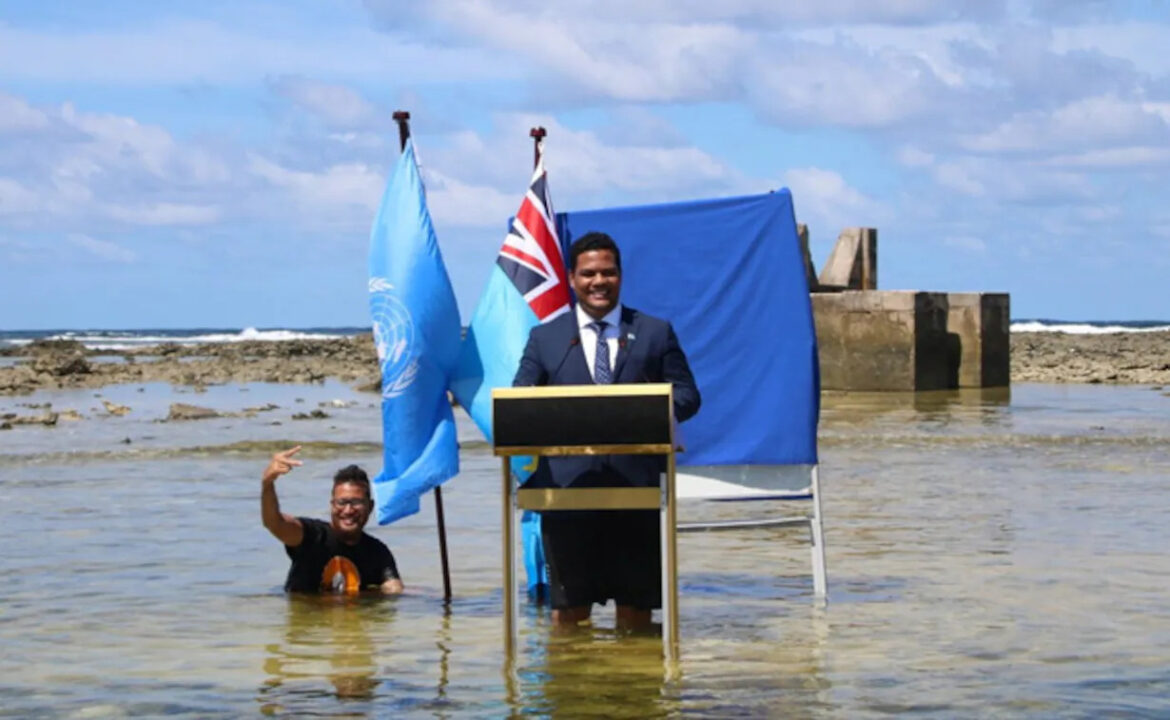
[{"xmin": 575, "ymin": 303, "xmax": 622, "ymax": 382}]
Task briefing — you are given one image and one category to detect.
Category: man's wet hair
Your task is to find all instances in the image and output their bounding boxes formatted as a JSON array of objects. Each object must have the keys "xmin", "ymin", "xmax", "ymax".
[
  {"xmin": 333, "ymin": 465, "xmax": 372, "ymax": 502},
  {"xmin": 569, "ymin": 232, "xmax": 621, "ymax": 272}
]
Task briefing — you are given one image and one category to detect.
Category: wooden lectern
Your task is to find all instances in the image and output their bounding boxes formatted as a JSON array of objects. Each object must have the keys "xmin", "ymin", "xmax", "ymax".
[{"xmin": 492, "ymin": 383, "xmax": 681, "ymax": 661}]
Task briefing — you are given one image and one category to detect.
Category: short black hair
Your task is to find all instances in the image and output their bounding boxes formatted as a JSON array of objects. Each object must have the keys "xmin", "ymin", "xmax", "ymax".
[
  {"xmin": 332, "ymin": 464, "xmax": 372, "ymax": 502},
  {"xmin": 569, "ymin": 231, "xmax": 621, "ymax": 272}
]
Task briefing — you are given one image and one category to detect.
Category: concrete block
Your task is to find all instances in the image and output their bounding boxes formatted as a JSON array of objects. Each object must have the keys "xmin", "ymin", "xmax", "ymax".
[
  {"xmin": 946, "ymin": 293, "xmax": 1010, "ymax": 387},
  {"xmin": 817, "ymin": 228, "xmax": 877, "ymax": 290},
  {"xmin": 796, "ymin": 223, "xmax": 818, "ymax": 291},
  {"xmin": 812, "ymin": 291, "xmax": 950, "ymax": 391}
]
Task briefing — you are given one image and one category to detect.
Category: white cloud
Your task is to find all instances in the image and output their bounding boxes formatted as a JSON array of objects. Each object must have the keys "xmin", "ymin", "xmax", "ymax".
[
  {"xmin": 0, "ymin": 178, "xmax": 39, "ymax": 215},
  {"xmin": 783, "ymin": 167, "xmax": 889, "ymax": 230},
  {"xmin": 0, "ymin": 17, "xmax": 519, "ymax": 86},
  {"xmin": 933, "ymin": 162, "xmax": 986, "ymax": 196},
  {"xmin": 58, "ymin": 102, "xmax": 231, "ymax": 185},
  {"xmin": 897, "ymin": 146, "xmax": 936, "ymax": 167},
  {"xmin": 928, "ymin": 156, "xmax": 1095, "ymax": 204},
  {"xmin": 248, "ymin": 155, "xmax": 383, "ymax": 217},
  {"xmin": 239, "ymin": 111, "xmax": 760, "ymax": 234},
  {"xmin": 428, "ymin": 5, "xmax": 746, "ymax": 102},
  {"xmin": 423, "ymin": 115, "xmax": 747, "ymax": 209},
  {"xmin": 0, "ymin": 94, "xmax": 50, "ymax": 134},
  {"xmin": 1045, "ymin": 146, "xmax": 1170, "ymax": 168},
  {"xmin": 422, "ymin": 169, "xmax": 521, "ymax": 228},
  {"xmin": 67, "ymin": 234, "xmax": 137, "ymax": 263},
  {"xmin": 0, "ymin": 91, "xmax": 236, "ymax": 232},
  {"xmin": 1054, "ymin": 22, "xmax": 1170, "ymax": 75},
  {"xmin": 746, "ymin": 41, "xmax": 955, "ymax": 128},
  {"xmin": 960, "ymin": 95, "xmax": 1169, "ymax": 154},
  {"xmin": 269, "ymin": 76, "xmax": 380, "ymax": 129},
  {"xmin": 371, "ymin": 1, "xmax": 1005, "ymax": 32}
]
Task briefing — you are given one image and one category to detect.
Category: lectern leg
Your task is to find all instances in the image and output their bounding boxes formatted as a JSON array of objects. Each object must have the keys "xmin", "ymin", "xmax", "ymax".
[
  {"xmin": 502, "ymin": 458, "xmax": 517, "ymax": 658},
  {"xmin": 661, "ymin": 454, "xmax": 680, "ymax": 663}
]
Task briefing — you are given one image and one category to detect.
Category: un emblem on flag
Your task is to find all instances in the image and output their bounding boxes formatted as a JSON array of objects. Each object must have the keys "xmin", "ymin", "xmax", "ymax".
[{"xmin": 369, "ymin": 278, "xmax": 419, "ymax": 398}]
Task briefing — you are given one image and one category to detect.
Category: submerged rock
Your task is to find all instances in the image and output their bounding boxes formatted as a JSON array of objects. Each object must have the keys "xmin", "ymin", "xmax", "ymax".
[
  {"xmin": 243, "ymin": 403, "xmax": 280, "ymax": 414},
  {"xmin": 31, "ymin": 352, "xmax": 92, "ymax": 377},
  {"xmin": 167, "ymin": 403, "xmax": 220, "ymax": 421},
  {"xmin": 102, "ymin": 400, "xmax": 131, "ymax": 416},
  {"xmin": 25, "ymin": 338, "xmax": 86, "ymax": 355},
  {"xmin": 291, "ymin": 409, "xmax": 330, "ymax": 420},
  {"xmin": 11, "ymin": 410, "xmax": 58, "ymax": 426}
]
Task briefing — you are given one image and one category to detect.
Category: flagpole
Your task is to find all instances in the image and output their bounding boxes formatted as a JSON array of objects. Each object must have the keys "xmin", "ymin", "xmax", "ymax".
[
  {"xmin": 393, "ymin": 109, "xmax": 454, "ymax": 605},
  {"xmin": 525, "ymin": 125, "xmax": 549, "ymax": 606},
  {"xmin": 530, "ymin": 126, "xmax": 546, "ymax": 168}
]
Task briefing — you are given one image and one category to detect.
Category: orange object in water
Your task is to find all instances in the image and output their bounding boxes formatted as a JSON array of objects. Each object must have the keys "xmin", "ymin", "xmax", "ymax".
[{"xmin": 321, "ymin": 556, "xmax": 361, "ymax": 594}]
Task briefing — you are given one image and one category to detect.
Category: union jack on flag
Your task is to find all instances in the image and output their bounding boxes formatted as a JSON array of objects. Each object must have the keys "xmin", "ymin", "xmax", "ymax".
[{"xmin": 496, "ymin": 146, "xmax": 571, "ymax": 322}]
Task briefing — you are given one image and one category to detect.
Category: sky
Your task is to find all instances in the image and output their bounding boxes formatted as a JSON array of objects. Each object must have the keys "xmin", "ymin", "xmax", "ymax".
[{"xmin": 1, "ymin": 0, "xmax": 1168, "ymax": 330}]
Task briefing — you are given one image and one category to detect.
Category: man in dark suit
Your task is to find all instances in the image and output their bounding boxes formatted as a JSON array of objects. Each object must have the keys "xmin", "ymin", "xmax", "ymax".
[{"xmin": 513, "ymin": 231, "xmax": 700, "ymax": 629}]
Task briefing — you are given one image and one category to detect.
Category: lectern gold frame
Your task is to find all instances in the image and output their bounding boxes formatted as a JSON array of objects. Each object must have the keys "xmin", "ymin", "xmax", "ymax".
[{"xmin": 491, "ymin": 383, "xmax": 681, "ymax": 662}]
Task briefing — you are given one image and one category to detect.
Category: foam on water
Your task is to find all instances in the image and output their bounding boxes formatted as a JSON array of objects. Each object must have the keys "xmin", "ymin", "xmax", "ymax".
[
  {"xmin": 1012, "ymin": 320, "xmax": 1170, "ymax": 334},
  {"xmin": 5, "ymin": 321, "xmax": 1169, "ymax": 354},
  {"xmin": 65, "ymin": 327, "xmax": 351, "ymax": 350}
]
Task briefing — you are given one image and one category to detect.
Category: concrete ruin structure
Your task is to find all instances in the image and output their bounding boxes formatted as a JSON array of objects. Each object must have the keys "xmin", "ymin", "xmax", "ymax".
[{"xmin": 801, "ymin": 226, "xmax": 1010, "ymax": 391}]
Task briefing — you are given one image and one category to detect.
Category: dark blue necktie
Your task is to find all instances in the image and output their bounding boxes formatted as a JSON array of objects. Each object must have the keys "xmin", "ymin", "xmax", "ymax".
[{"xmin": 590, "ymin": 321, "xmax": 612, "ymax": 384}]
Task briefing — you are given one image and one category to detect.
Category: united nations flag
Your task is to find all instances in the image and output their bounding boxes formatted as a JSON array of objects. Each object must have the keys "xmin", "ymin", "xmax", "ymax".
[{"xmin": 367, "ymin": 138, "xmax": 461, "ymax": 525}]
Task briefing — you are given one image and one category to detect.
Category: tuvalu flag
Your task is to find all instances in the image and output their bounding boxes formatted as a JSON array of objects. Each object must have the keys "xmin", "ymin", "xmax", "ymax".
[
  {"xmin": 450, "ymin": 142, "xmax": 570, "ymax": 593},
  {"xmin": 368, "ymin": 138, "xmax": 461, "ymax": 525},
  {"xmin": 450, "ymin": 145, "xmax": 570, "ymax": 435}
]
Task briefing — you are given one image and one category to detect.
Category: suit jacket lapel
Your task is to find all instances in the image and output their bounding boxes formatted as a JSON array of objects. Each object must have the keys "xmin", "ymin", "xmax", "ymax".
[{"xmin": 611, "ymin": 307, "xmax": 636, "ymax": 380}]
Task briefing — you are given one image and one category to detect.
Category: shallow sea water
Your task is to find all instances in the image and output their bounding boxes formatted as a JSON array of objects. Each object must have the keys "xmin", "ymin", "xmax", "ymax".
[{"xmin": 1, "ymin": 382, "xmax": 1168, "ymax": 718}]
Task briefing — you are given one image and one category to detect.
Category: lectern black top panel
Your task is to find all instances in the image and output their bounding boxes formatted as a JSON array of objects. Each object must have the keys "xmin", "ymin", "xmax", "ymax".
[{"xmin": 493, "ymin": 385, "xmax": 672, "ymax": 449}]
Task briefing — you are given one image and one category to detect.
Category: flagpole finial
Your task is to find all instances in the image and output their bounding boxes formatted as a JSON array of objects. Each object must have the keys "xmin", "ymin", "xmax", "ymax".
[
  {"xmin": 529, "ymin": 126, "xmax": 547, "ymax": 169},
  {"xmin": 393, "ymin": 111, "xmax": 412, "ymax": 152}
]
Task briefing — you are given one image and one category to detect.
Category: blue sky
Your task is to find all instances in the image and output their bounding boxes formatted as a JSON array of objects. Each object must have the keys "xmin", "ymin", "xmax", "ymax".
[{"xmin": 1, "ymin": 0, "xmax": 1168, "ymax": 329}]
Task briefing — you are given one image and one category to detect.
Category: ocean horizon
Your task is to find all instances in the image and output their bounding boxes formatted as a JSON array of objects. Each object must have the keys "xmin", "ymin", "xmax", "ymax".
[{"xmin": 3, "ymin": 318, "xmax": 1170, "ymax": 351}]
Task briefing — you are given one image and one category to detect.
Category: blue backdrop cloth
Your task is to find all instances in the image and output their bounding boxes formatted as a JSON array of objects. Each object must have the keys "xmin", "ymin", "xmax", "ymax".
[
  {"xmin": 368, "ymin": 138, "xmax": 462, "ymax": 525},
  {"xmin": 557, "ymin": 190, "xmax": 820, "ymax": 466}
]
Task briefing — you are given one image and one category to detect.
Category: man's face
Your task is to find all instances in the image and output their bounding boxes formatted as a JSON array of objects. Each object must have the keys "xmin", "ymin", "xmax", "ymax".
[
  {"xmin": 330, "ymin": 482, "xmax": 372, "ymax": 538},
  {"xmin": 570, "ymin": 249, "xmax": 621, "ymax": 319}
]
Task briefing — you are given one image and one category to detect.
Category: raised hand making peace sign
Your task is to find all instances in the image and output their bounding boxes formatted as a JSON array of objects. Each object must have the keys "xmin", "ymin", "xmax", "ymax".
[{"xmin": 262, "ymin": 446, "xmax": 303, "ymax": 484}]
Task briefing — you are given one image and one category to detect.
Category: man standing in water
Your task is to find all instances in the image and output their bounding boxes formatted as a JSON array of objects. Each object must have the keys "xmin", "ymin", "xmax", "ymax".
[
  {"xmin": 260, "ymin": 446, "xmax": 404, "ymax": 594},
  {"xmin": 513, "ymin": 232, "xmax": 700, "ymax": 629}
]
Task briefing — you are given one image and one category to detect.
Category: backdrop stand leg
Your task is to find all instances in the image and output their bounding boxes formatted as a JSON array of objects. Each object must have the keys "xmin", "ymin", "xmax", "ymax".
[{"xmin": 809, "ymin": 465, "xmax": 828, "ymax": 600}]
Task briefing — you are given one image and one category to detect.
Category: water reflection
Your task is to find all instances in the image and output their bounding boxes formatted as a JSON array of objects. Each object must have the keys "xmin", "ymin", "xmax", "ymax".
[
  {"xmin": 513, "ymin": 625, "xmax": 674, "ymax": 719},
  {"xmin": 258, "ymin": 595, "xmax": 391, "ymax": 712},
  {"xmin": 823, "ymin": 386, "xmax": 1011, "ymax": 420}
]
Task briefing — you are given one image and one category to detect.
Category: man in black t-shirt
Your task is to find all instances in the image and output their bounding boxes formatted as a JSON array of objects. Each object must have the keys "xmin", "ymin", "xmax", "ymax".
[{"xmin": 260, "ymin": 446, "xmax": 403, "ymax": 594}]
